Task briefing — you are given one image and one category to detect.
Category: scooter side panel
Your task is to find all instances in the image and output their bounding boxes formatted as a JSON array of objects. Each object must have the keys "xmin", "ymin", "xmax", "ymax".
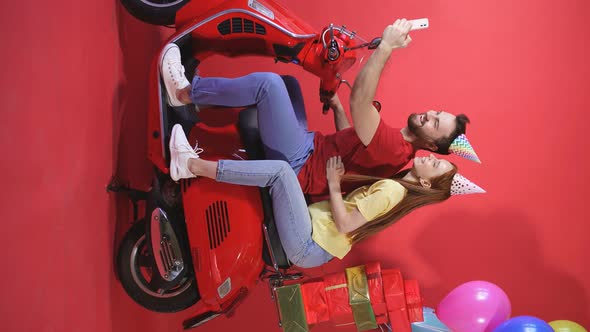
[{"xmin": 183, "ymin": 177, "xmax": 265, "ymax": 310}]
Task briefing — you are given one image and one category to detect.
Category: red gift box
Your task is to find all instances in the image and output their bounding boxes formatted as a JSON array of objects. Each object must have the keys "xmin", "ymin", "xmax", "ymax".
[
  {"xmin": 404, "ymin": 280, "xmax": 424, "ymax": 323},
  {"xmin": 301, "ymin": 280, "xmax": 330, "ymax": 325},
  {"xmin": 382, "ymin": 269, "xmax": 411, "ymax": 332},
  {"xmin": 365, "ymin": 262, "xmax": 388, "ymax": 324},
  {"xmin": 323, "ymin": 272, "xmax": 354, "ymax": 326}
]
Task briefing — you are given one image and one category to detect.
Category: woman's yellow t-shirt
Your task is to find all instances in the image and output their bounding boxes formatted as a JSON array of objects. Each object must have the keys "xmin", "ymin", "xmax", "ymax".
[{"xmin": 309, "ymin": 179, "xmax": 407, "ymax": 259}]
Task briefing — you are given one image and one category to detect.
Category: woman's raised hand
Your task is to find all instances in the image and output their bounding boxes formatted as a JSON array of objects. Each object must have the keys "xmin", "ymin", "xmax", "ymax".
[{"xmin": 326, "ymin": 156, "xmax": 345, "ymax": 185}]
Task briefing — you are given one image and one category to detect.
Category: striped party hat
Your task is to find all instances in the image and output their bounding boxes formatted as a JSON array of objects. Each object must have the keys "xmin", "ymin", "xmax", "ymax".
[{"xmin": 449, "ymin": 134, "xmax": 481, "ymax": 163}]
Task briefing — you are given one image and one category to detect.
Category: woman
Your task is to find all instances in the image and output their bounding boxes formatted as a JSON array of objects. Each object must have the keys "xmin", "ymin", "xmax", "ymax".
[{"xmin": 169, "ymin": 124, "xmax": 457, "ymax": 268}]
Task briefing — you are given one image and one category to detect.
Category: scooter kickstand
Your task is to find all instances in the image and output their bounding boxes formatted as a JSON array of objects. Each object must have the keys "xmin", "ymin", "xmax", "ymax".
[{"xmin": 107, "ymin": 176, "xmax": 149, "ymax": 221}]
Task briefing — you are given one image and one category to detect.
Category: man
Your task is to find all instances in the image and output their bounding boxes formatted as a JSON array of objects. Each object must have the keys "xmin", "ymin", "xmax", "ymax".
[{"xmin": 161, "ymin": 19, "xmax": 470, "ymax": 196}]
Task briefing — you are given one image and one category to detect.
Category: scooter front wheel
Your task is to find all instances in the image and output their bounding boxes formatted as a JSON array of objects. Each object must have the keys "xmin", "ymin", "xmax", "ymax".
[
  {"xmin": 119, "ymin": 0, "xmax": 190, "ymax": 26},
  {"xmin": 116, "ymin": 218, "xmax": 200, "ymax": 312}
]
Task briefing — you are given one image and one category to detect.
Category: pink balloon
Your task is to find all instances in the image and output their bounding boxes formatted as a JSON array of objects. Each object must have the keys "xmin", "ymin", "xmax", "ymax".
[{"xmin": 437, "ymin": 281, "xmax": 511, "ymax": 332}]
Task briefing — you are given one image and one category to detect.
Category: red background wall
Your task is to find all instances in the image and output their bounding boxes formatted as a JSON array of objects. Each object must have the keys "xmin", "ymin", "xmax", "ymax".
[{"xmin": 1, "ymin": 0, "xmax": 589, "ymax": 331}]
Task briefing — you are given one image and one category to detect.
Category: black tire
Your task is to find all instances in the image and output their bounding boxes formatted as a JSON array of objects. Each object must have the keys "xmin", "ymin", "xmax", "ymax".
[
  {"xmin": 120, "ymin": 0, "xmax": 191, "ymax": 26},
  {"xmin": 116, "ymin": 218, "xmax": 199, "ymax": 312}
]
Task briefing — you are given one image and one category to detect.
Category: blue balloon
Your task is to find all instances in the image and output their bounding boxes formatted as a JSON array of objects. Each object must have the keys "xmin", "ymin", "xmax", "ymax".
[
  {"xmin": 412, "ymin": 307, "xmax": 451, "ymax": 332},
  {"xmin": 493, "ymin": 316, "xmax": 554, "ymax": 332}
]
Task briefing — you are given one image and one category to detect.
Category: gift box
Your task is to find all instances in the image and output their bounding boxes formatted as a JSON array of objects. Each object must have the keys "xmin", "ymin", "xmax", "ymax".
[
  {"xmin": 365, "ymin": 262, "xmax": 388, "ymax": 325},
  {"xmin": 404, "ymin": 279, "xmax": 424, "ymax": 323},
  {"xmin": 275, "ymin": 284, "xmax": 309, "ymax": 332},
  {"xmin": 345, "ymin": 265, "xmax": 378, "ymax": 331},
  {"xmin": 323, "ymin": 271, "xmax": 353, "ymax": 326},
  {"xmin": 277, "ymin": 262, "xmax": 424, "ymax": 332},
  {"xmin": 382, "ymin": 269, "xmax": 411, "ymax": 332},
  {"xmin": 300, "ymin": 280, "xmax": 329, "ymax": 325}
]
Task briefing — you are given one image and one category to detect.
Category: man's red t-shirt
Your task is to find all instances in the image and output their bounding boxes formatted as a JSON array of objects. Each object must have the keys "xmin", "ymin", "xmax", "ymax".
[{"xmin": 297, "ymin": 119, "xmax": 415, "ymax": 196}]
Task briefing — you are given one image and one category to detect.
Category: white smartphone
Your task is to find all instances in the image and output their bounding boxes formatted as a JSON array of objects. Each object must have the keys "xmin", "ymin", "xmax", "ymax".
[{"xmin": 409, "ymin": 18, "xmax": 429, "ymax": 31}]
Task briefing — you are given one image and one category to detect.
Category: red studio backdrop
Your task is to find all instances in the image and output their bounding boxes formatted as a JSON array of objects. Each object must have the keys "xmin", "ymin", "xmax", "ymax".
[{"xmin": 1, "ymin": 0, "xmax": 589, "ymax": 331}]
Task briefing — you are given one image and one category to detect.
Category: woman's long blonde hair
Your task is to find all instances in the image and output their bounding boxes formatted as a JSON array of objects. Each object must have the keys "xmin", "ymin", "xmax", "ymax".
[{"xmin": 343, "ymin": 163, "xmax": 457, "ymax": 245}]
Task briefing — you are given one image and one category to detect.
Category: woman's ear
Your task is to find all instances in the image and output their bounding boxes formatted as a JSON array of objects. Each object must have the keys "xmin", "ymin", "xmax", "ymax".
[{"xmin": 419, "ymin": 178, "xmax": 432, "ymax": 188}]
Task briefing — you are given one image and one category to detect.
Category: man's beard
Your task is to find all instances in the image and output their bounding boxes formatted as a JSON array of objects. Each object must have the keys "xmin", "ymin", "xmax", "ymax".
[
  {"xmin": 407, "ymin": 113, "xmax": 421, "ymax": 135},
  {"xmin": 407, "ymin": 113, "xmax": 432, "ymax": 144}
]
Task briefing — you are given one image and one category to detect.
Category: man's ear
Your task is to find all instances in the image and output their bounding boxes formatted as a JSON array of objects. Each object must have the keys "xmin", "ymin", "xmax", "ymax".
[
  {"xmin": 414, "ymin": 137, "xmax": 438, "ymax": 152},
  {"xmin": 425, "ymin": 141, "xmax": 438, "ymax": 151},
  {"xmin": 419, "ymin": 178, "xmax": 432, "ymax": 188}
]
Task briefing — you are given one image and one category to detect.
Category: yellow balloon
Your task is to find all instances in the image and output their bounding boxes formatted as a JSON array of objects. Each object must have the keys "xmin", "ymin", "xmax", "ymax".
[{"xmin": 549, "ymin": 320, "xmax": 588, "ymax": 332}]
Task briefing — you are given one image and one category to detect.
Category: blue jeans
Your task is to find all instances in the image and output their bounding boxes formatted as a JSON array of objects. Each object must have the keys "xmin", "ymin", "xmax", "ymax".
[
  {"xmin": 190, "ymin": 73, "xmax": 315, "ymax": 174},
  {"xmin": 216, "ymin": 159, "xmax": 333, "ymax": 268}
]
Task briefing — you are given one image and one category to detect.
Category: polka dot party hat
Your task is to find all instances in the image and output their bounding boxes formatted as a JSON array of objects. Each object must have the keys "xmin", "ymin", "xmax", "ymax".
[{"xmin": 451, "ymin": 173, "xmax": 486, "ymax": 196}]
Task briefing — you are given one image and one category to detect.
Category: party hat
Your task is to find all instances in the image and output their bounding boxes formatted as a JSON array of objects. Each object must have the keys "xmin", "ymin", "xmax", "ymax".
[
  {"xmin": 451, "ymin": 173, "xmax": 486, "ymax": 196},
  {"xmin": 449, "ymin": 134, "xmax": 481, "ymax": 163}
]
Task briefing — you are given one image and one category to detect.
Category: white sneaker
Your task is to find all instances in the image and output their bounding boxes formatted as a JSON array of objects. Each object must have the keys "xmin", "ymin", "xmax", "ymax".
[
  {"xmin": 169, "ymin": 124, "xmax": 204, "ymax": 182},
  {"xmin": 160, "ymin": 43, "xmax": 191, "ymax": 107}
]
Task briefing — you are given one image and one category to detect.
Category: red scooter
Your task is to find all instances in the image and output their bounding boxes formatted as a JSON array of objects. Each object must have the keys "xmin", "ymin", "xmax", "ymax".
[{"xmin": 112, "ymin": 0, "xmax": 382, "ymax": 329}]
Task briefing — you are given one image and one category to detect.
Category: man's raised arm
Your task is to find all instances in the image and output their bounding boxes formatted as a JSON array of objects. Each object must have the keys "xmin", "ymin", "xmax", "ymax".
[{"xmin": 349, "ymin": 19, "xmax": 412, "ymax": 146}]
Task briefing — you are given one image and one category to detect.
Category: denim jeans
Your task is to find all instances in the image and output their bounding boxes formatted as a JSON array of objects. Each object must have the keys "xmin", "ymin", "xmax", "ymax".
[
  {"xmin": 216, "ymin": 159, "xmax": 333, "ymax": 268},
  {"xmin": 190, "ymin": 73, "xmax": 315, "ymax": 174}
]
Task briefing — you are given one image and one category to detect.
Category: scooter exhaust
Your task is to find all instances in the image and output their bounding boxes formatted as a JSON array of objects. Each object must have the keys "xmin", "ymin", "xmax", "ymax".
[{"xmin": 150, "ymin": 208, "xmax": 184, "ymax": 281}]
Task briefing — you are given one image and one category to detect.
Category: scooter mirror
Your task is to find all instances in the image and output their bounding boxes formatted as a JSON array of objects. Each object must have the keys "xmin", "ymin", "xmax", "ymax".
[
  {"xmin": 373, "ymin": 100, "xmax": 382, "ymax": 112},
  {"xmin": 368, "ymin": 37, "xmax": 382, "ymax": 50}
]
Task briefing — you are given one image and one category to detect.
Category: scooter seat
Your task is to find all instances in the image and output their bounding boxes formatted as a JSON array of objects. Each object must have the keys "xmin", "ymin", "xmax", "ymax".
[{"xmin": 238, "ymin": 107, "xmax": 291, "ymax": 270}]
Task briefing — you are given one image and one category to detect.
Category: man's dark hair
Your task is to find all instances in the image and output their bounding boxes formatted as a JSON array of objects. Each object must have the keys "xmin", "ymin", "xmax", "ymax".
[{"xmin": 435, "ymin": 114, "xmax": 470, "ymax": 154}]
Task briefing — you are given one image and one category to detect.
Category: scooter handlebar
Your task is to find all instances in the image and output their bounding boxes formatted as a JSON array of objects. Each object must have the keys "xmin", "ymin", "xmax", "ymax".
[{"xmin": 319, "ymin": 79, "xmax": 340, "ymax": 114}]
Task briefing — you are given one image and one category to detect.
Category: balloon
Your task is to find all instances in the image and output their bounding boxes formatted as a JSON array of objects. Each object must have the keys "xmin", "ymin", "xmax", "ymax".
[
  {"xmin": 437, "ymin": 281, "xmax": 511, "ymax": 332},
  {"xmin": 549, "ymin": 320, "xmax": 588, "ymax": 332},
  {"xmin": 493, "ymin": 316, "xmax": 554, "ymax": 332},
  {"xmin": 412, "ymin": 307, "xmax": 451, "ymax": 332}
]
